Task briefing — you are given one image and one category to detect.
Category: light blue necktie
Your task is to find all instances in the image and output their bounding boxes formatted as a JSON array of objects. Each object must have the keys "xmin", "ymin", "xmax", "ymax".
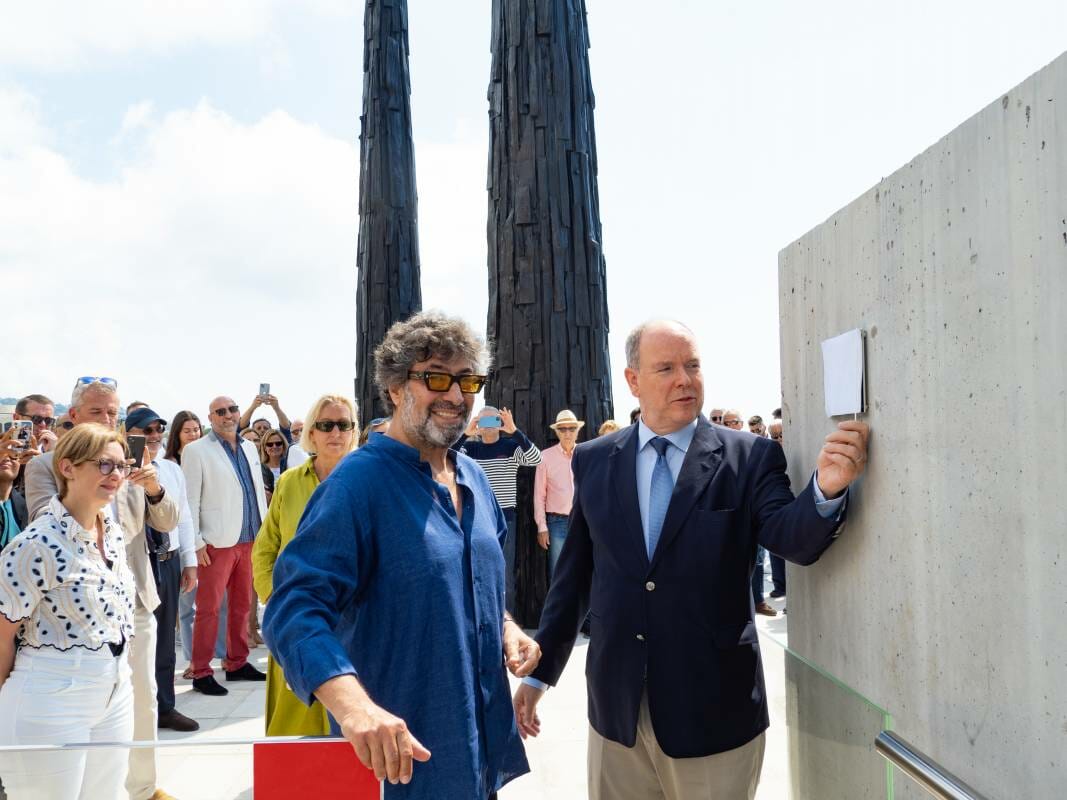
[{"xmin": 646, "ymin": 437, "xmax": 674, "ymax": 558}]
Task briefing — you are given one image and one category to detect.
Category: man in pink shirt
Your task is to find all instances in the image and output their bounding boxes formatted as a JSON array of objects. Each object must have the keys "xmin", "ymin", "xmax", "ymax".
[{"xmin": 534, "ymin": 409, "xmax": 582, "ymax": 581}]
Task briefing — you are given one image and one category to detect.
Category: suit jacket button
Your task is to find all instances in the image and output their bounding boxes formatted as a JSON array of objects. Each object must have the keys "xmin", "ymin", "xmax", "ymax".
[
  {"xmin": 636, "ymin": 634, "xmax": 645, "ymax": 641},
  {"xmin": 645, "ymin": 581, "xmax": 656, "ymax": 592}
]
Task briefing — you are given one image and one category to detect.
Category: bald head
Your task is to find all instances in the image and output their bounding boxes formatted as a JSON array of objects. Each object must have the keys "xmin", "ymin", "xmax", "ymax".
[
  {"xmin": 625, "ymin": 320, "xmax": 697, "ymax": 370},
  {"xmin": 623, "ymin": 320, "xmax": 703, "ymax": 434},
  {"xmin": 208, "ymin": 396, "xmax": 240, "ymax": 441}
]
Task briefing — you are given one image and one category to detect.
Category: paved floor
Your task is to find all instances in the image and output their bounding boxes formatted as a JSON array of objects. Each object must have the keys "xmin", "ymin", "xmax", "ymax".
[{"xmin": 157, "ymin": 589, "xmax": 791, "ymax": 799}]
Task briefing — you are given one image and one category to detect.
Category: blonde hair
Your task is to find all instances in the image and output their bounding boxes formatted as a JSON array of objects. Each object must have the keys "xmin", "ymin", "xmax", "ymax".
[
  {"xmin": 53, "ymin": 423, "xmax": 129, "ymax": 498},
  {"xmin": 301, "ymin": 394, "xmax": 359, "ymax": 454},
  {"xmin": 597, "ymin": 420, "xmax": 620, "ymax": 436},
  {"xmin": 258, "ymin": 428, "xmax": 289, "ymax": 464}
]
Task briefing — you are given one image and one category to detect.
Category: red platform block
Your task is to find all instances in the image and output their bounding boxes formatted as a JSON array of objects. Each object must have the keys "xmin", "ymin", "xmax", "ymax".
[{"xmin": 253, "ymin": 739, "xmax": 380, "ymax": 799}]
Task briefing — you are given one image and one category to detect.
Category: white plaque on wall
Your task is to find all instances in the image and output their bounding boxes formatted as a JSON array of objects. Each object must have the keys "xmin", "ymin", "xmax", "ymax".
[{"xmin": 821, "ymin": 328, "xmax": 867, "ymax": 417}]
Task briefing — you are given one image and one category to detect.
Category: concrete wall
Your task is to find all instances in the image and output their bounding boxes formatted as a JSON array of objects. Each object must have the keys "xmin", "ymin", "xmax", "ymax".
[{"xmin": 779, "ymin": 52, "xmax": 1067, "ymax": 799}]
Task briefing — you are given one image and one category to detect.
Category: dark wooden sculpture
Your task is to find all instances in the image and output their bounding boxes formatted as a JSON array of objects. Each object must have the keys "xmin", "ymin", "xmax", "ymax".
[
  {"xmin": 486, "ymin": 0, "xmax": 614, "ymax": 625},
  {"xmin": 354, "ymin": 0, "xmax": 422, "ymax": 424}
]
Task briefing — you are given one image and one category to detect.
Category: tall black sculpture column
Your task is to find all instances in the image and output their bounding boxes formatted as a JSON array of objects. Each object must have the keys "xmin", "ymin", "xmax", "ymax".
[
  {"xmin": 486, "ymin": 0, "xmax": 613, "ymax": 625},
  {"xmin": 354, "ymin": 0, "xmax": 422, "ymax": 424}
]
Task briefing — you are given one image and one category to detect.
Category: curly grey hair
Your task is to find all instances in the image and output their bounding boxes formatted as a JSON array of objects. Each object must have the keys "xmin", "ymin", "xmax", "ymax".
[{"xmin": 374, "ymin": 311, "xmax": 491, "ymax": 413}]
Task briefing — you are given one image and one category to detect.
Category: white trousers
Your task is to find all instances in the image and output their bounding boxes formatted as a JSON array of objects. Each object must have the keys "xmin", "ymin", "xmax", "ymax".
[
  {"xmin": 126, "ymin": 603, "xmax": 159, "ymax": 800},
  {"xmin": 0, "ymin": 645, "xmax": 134, "ymax": 800}
]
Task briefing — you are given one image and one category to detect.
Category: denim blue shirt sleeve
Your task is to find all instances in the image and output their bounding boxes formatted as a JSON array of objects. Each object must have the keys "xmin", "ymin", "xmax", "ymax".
[{"xmin": 263, "ymin": 433, "xmax": 529, "ymax": 799}]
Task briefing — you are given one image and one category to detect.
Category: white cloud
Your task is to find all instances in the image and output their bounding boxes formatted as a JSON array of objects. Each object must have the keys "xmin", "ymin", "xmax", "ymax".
[
  {"xmin": 0, "ymin": 88, "xmax": 498, "ymax": 425},
  {"xmin": 120, "ymin": 101, "xmax": 154, "ymax": 133},
  {"xmin": 0, "ymin": 0, "xmax": 355, "ymax": 70},
  {"xmin": 0, "ymin": 87, "xmax": 52, "ymax": 152},
  {"xmin": 0, "ymin": 92, "xmax": 362, "ymax": 419}
]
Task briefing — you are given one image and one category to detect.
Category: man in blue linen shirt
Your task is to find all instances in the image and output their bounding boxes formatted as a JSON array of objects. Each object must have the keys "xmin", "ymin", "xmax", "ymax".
[{"xmin": 263, "ymin": 311, "xmax": 540, "ymax": 799}]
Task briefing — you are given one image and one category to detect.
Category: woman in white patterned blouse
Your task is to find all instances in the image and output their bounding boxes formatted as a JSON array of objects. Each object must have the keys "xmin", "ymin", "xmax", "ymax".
[{"xmin": 0, "ymin": 423, "xmax": 138, "ymax": 799}]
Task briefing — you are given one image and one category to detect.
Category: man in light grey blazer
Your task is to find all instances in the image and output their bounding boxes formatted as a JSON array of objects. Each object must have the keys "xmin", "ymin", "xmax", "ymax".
[
  {"xmin": 24, "ymin": 378, "xmax": 180, "ymax": 800},
  {"xmin": 182, "ymin": 395, "xmax": 269, "ymax": 696}
]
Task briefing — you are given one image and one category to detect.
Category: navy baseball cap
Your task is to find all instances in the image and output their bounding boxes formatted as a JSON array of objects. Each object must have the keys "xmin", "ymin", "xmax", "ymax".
[{"xmin": 125, "ymin": 407, "xmax": 164, "ymax": 431}]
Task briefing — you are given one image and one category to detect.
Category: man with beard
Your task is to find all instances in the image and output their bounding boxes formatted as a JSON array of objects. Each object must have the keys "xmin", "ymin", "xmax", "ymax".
[
  {"xmin": 263, "ymin": 311, "xmax": 539, "ymax": 799},
  {"xmin": 182, "ymin": 396, "xmax": 269, "ymax": 695}
]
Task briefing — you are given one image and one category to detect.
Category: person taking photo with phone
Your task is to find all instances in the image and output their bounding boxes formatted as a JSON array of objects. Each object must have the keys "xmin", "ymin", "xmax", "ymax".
[
  {"xmin": 459, "ymin": 406, "xmax": 542, "ymax": 616},
  {"xmin": 12, "ymin": 394, "xmax": 58, "ymax": 453},
  {"xmin": 0, "ymin": 427, "xmax": 37, "ymax": 549},
  {"xmin": 125, "ymin": 407, "xmax": 201, "ymax": 733},
  {"xmin": 239, "ymin": 387, "xmax": 293, "ymax": 443}
]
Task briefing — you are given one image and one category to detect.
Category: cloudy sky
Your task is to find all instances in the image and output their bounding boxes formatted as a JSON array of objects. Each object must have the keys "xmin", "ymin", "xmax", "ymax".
[{"xmin": 2, "ymin": 0, "xmax": 1065, "ymax": 429}]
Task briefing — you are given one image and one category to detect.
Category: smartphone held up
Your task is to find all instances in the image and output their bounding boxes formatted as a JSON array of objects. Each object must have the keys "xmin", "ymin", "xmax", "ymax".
[
  {"xmin": 126, "ymin": 435, "xmax": 147, "ymax": 468},
  {"xmin": 2, "ymin": 420, "xmax": 33, "ymax": 452}
]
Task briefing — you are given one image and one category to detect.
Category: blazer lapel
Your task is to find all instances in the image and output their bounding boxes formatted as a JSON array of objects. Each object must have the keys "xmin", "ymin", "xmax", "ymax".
[
  {"xmin": 649, "ymin": 418, "xmax": 724, "ymax": 570},
  {"xmin": 610, "ymin": 426, "xmax": 650, "ymax": 570}
]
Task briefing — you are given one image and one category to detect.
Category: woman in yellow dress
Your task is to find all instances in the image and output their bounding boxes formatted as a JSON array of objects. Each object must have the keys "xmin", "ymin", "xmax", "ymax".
[{"xmin": 252, "ymin": 394, "xmax": 357, "ymax": 735}]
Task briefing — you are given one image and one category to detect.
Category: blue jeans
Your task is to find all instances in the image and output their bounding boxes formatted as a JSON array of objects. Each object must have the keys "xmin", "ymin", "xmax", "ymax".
[
  {"xmin": 751, "ymin": 545, "xmax": 767, "ymax": 605},
  {"xmin": 501, "ymin": 508, "xmax": 517, "ymax": 615},
  {"xmin": 546, "ymin": 514, "xmax": 569, "ymax": 585}
]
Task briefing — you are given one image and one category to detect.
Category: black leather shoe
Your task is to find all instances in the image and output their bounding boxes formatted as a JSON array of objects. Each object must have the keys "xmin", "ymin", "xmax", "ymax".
[
  {"xmin": 770, "ymin": 589, "xmax": 786, "ymax": 599},
  {"xmin": 225, "ymin": 663, "xmax": 266, "ymax": 682},
  {"xmin": 158, "ymin": 708, "xmax": 201, "ymax": 732},
  {"xmin": 192, "ymin": 675, "xmax": 229, "ymax": 696}
]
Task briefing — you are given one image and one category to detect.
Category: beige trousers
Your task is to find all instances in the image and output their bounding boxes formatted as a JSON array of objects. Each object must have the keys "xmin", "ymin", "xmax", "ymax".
[
  {"xmin": 588, "ymin": 694, "xmax": 765, "ymax": 800},
  {"xmin": 126, "ymin": 603, "xmax": 159, "ymax": 800}
]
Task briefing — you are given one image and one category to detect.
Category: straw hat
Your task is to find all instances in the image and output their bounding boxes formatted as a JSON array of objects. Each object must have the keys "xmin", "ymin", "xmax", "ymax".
[{"xmin": 549, "ymin": 409, "xmax": 585, "ymax": 431}]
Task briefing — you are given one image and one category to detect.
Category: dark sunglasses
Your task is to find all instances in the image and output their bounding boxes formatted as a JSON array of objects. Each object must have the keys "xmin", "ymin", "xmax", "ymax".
[
  {"xmin": 76, "ymin": 376, "xmax": 118, "ymax": 388},
  {"xmin": 408, "ymin": 371, "xmax": 487, "ymax": 394},
  {"xmin": 555, "ymin": 426, "xmax": 579, "ymax": 433},
  {"xmin": 59, "ymin": 420, "xmax": 75, "ymax": 430},
  {"xmin": 313, "ymin": 420, "xmax": 356, "ymax": 433},
  {"xmin": 724, "ymin": 419, "xmax": 742, "ymax": 426},
  {"xmin": 265, "ymin": 441, "xmax": 286, "ymax": 449},
  {"xmin": 213, "ymin": 405, "xmax": 240, "ymax": 417},
  {"xmin": 29, "ymin": 415, "xmax": 57, "ymax": 427},
  {"xmin": 144, "ymin": 423, "xmax": 166, "ymax": 435},
  {"xmin": 710, "ymin": 416, "xmax": 723, "ymax": 423}
]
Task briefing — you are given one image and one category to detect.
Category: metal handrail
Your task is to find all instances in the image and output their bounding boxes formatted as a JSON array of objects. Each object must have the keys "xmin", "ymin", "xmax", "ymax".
[
  {"xmin": 876, "ymin": 731, "xmax": 991, "ymax": 800},
  {"xmin": 0, "ymin": 735, "xmax": 348, "ymax": 753}
]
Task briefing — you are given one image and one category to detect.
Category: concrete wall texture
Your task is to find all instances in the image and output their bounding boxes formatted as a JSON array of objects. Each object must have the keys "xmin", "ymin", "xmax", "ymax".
[{"xmin": 779, "ymin": 52, "xmax": 1067, "ymax": 798}]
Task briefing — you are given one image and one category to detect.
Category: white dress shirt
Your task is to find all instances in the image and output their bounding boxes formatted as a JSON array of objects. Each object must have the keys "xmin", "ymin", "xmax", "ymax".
[{"xmin": 154, "ymin": 454, "xmax": 198, "ymax": 568}]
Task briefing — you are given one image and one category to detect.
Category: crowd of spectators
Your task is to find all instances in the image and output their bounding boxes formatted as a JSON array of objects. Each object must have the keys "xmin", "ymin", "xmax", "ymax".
[{"xmin": 0, "ymin": 361, "xmax": 790, "ymax": 799}]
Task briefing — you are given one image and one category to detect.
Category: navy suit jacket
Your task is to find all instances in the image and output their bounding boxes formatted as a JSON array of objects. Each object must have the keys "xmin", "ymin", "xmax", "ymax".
[{"xmin": 530, "ymin": 416, "xmax": 845, "ymax": 758}]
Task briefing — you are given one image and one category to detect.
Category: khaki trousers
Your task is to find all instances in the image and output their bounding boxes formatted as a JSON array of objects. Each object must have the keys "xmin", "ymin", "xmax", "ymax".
[
  {"xmin": 588, "ymin": 694, "xmax": 765, "ymax": 800},
  {"xmin": 126, "ymin": 603, "xmax": 159, "ymax": 800}
]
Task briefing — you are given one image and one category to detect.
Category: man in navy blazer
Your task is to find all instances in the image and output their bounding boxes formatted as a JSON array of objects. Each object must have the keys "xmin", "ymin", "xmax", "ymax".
[{"xmin": 513, "ymin": 320, "xmax": 870, "ymax": 799}]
